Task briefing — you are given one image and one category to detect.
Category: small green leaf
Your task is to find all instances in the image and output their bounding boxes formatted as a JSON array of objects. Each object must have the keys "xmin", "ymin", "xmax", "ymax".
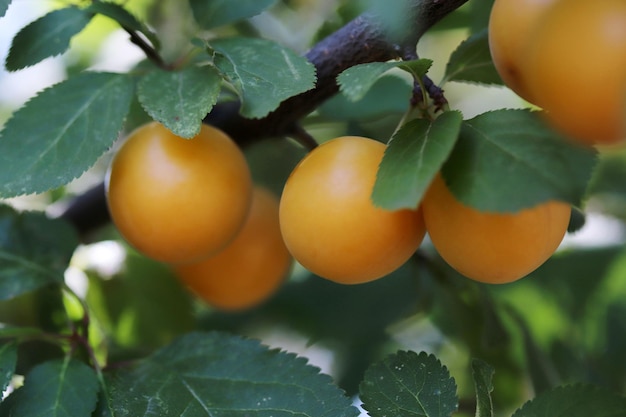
[
  {"xmin": 5, "ymin": 357, "xmax": 99, "ymax": 417},
  {"xmin": 443, "ymin": 29, "xmax": 502, "ymax": 86},
  {"xmin": 471, "ymin": 359, "xmax": 494, "ymax": 417},
  {"xmin": 0, "ymin": 0, "xmax": 10, "ymax": 18},
  {"xmin": 87, "ymin": 1, "xmax": 160, "ymax": 50},
  {"xmin": 0, "ymin": 342, "xmax": 17, "ymax": 394},
  {"xmin": 104, "ymin": 331, "xmax": 359, "ymax": 417},
  {"xmin": 190, "ymin": 0, "xmax": 277, "ymax": 29},
  {"xmin": 372, "ymin": 111, "xmax": 462, "ymax": 210},
  {"xmin": 442, "ymin": 109, "xmax": 597, "ymax": 212},
  {"xmin": 512, "ymin": 384, "xmax": 626, "ymax": 417},
  {"xmin": 399, "ymin": 59, "xmax": 435, "ymax": 80},
  {"xmin": 0, "ymin": 206, "xmax": 78, "ymax": 301},
  {"xmin": 5, "ymin": 6, "xmax": 93, "ymax": 71},
  {"xmin": 338, "ymin": 59, "xmax": 432, "ymax": 102},
  {"xmin": 211, "ymin": 37, "xmax": 316, "ymax": 119},
  {"xmin": 0, "ymin": 72, "xmax": 135, "ymax": 197},
  {"xmin": 360, "ymin": 351, "xmax": 459, "ymax": 417},
  {"xmin": 137, "ymin": 66, "xmax": 221, "ymax": 138}
]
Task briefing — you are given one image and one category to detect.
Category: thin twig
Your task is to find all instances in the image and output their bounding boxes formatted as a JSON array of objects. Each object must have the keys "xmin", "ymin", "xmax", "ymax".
[
  {"xmin": 124, "ymin": 27, "xmax": 169, "ymax": 70},
  {"xmin": 287, "ymin": 125, "xmax": 319, "ymax": 151}
]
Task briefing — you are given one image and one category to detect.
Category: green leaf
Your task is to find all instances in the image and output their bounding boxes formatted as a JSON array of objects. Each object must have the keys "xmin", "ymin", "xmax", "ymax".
[
  {"xmin": 190, "ymin": 0, "xmax": 277, "ymax": 29},
  {"xmin": 0, "ymin": 72, "xmax": 134, "ymax": 197},
  {"xmin": 338, "ymin": 59, "xmax": 432, "ymax": 102},
  {"xmin": 471, "ymin": 359, "xmax": 494, "ymax": 417},
  {"xmin": 5, "ymin": 6, "xmax": 93, "ymax": 71},
  {"xmin": 104, "ymin": 331, "xmax": 359, "ymax": 417},
  {"xmin": 359, "ymin": 351, "xmax": 458, "ymax": 417},
  {"xmin": 443, "ymin": 29, "xmax": 502, "ymax": 86},
  {"xmin": 0, "ymin": 342, "xmax": 17, "ymax": 394},
  {"xmin": 6, "ymin": 357, "xmax": 99, "ymax": 417},
  {"xmin": 0, "ymin": 206, "xmax": 78, "ymax": 301},
  {"xmin": 319, "ymin": 75, "xmax": 412, "ymax": 120},
  {"xmin": 372, "ymin": 111, "xmax": 462, "ymax": 210},
  {"xmin": 442, "ymin": 109, "xmax": 597, "ymax": 212},
  {"xmin": 211, "ymin": 37, "xmax": 316, "ymax": 119},
  {"xmin": 0, "ymin": 0, "xmax": 10, "ymax": 18},
  {"xmin": 399, "ymin": 59, "xmax": 436, "ymax": 81},
  {"xmin": 512, "ymin": 384, "xmax": 626, "ymax": 417},
  {"xmin": 137, "ymin": 66, "xmax": 221, "ymax": 138},
  {"xmin": 206, "ymin": 261, "xmax": 435, "ymax": 395},
  {"xmin": 468, "ymin": 0, "xmax": 495, "ymax": 33},
  {"xmin": 87, "ymin": 1, "xmax": 160, "ymax": 50}
]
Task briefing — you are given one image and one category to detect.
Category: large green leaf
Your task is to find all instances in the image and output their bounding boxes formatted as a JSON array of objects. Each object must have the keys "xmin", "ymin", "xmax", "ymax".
[
  {"xmin": 199, "ymin": 262, "xmax": 434, "ymax": 395},
  {"xmin": 442, "ymin": 109, "xmax": 597, "ymax": 212},
  {"xmin": 190, "ymin": 0, "xmax": 277, "ymax": 29},
  {"xmin": 210, "ymin": 37, "xmax": 316, "ymax": 119},
  {"xmin": 0, "ymin": 72, "xmax": 135, "ymax": 198},
  {"xmin": 5, "ymin": 6, "xmax": 93, "ymax": 71},
  {"xmin": 0, "ymin": 342, "xmax": 17, "ymax": 394},
  {"xmin": 0, "ymin": 206, "xmax": 78, "ymax": 301},
  {"xmin": 512, "ymin": 384, "xmax": 626, "ymax": 417},
  {"xmin": 359, "ymin": 351, "xmax": 458, "ymax": 417},
  {"xmin": 102, "ymin": 332, "xmax": 359, "ymax": 417},
  {"xmin": 137, "ymin": 66, "xmax": 221, "ymax": 138},
  {"xmin": 372, "ymin": 111, "xmax": 462, "ymax": 210},
  {"xmin": 3, "ymin": 357, "xmax": 99, "ymax": 417},
  {"xmin": 443, "ymin": 29, "xmax": 502, "ymax": 86},
  {"xmin": 338, "ymin": 59, "xmax": 432, "ymax": 102}
]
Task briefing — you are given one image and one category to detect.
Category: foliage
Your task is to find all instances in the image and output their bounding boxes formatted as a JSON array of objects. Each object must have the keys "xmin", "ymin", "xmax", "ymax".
[
  {"xmin": 360, "ymin": 351, "xmax": 458, "ymax": 416},
  {"xmin": 0, "ymin": 0, "xmax": 625, "ymax": 416}
]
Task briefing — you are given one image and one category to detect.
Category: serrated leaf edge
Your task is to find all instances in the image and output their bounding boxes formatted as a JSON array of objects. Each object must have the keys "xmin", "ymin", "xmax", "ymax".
[{"xmin": 5, "ymin": 6, "xmax": 92, "ymax": 71}]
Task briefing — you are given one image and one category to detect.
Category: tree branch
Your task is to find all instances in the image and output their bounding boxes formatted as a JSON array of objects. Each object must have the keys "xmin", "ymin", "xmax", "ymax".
[{"xmin": 60, "ymin": 0, "xmax": 469, "ymax": 237}]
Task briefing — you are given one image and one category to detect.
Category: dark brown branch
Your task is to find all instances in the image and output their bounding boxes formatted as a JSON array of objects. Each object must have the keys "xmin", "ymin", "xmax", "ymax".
[
  {"xmin": 202, "ymin": 14, "xmax": 402, "ymax": 144},
  {"xmin": 60, "ymin": 0, "xmax": 469, "ymax": 236}
]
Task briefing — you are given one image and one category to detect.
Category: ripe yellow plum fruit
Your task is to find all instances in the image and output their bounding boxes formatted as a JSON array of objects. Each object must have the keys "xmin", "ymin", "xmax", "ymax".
[
  {"xmin": 488, "ymin": 0, "xmax": 557, "ymax": 103},
  {"xmin": 106, "ymin": 122, "xmax": 252, "ymax": 264},
  {"xmin": 422, "ymin": 175, "xmax": 571, "ymax": 284},
  {"xmin": 279, "ymin": 136, "xmax": 426, "ymax": 284},
  {"xmin": 523, "ymin": 0, "xmax": 626, "ymax": 145},
  {"xmin": 174, "ymin": 187, "xmax": 292, "ymax": 311}
]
